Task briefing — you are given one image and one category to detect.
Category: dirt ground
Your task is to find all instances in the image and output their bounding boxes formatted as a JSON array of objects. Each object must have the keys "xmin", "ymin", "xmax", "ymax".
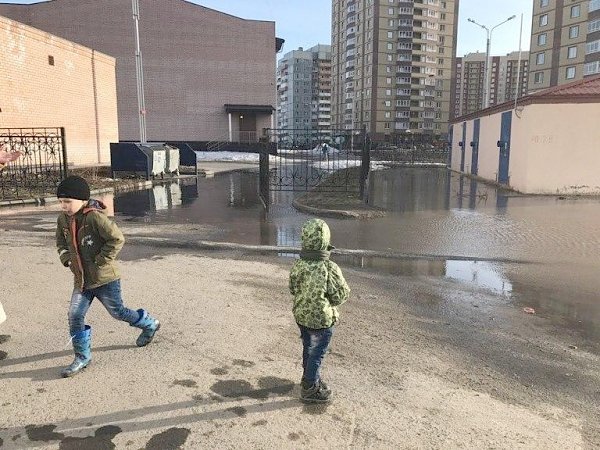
[{"xmin": 0, "ymin": 229, "xmax": 598, "ymax": 449}]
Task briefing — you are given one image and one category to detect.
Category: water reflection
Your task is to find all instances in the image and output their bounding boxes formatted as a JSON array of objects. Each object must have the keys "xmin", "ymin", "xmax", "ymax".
[
  {"xmin": 445, "ymin": 260, "xmax": 512, "ymax": 295},
  {"xmin": 107, "ymin": 168, "xmax": 600, "ymax": 341},
  {"xmin": 115, "ymin": 183, "xmax": 182, "ymax": 216},
  {"xmin": 368, "ymin": 168, "xmax": 511, "ymax": 213},
  {"xmin": 332, "ymin": 255, "xmax": 512, "ymax": 296}
]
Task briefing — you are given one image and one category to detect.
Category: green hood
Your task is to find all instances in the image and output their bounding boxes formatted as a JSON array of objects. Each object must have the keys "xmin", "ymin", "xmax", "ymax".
[{"xmin": 300, "ymin": 219, "xmax": 334, "ymax": 261}]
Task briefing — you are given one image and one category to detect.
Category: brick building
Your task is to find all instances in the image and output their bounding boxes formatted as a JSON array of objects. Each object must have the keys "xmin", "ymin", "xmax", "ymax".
[
  {"xmin": 0, "ymin": 16, "xmax": 118, "ymax": 165},
  {"xmin": 0, "ymin": 0, "xmax": 280, "ymax": 143}
]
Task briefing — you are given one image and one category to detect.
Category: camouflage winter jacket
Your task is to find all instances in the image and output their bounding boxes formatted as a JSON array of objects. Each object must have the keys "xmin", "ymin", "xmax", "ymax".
[
  {"xmin": 56, "ymin": 199, "xmax": 124, "ymax": 290},
  {"xmin": 289, "ymin": 219, "xmax": 350, "ymax": 329}
]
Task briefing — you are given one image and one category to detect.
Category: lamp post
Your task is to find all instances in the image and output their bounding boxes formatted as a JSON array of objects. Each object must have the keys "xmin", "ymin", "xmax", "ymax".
[
  {"xmin": 467, "ymin": 15, "xmax": 516, "ymax": 109},
  {"xmin": 132, "ymin": 0, "xmax": 147, "ymax": 143}
]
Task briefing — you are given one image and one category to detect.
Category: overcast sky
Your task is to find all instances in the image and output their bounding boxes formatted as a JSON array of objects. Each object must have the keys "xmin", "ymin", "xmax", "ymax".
[{"xmin": 2, "ymin": 0, "xmax": 533, "ymax": 57}]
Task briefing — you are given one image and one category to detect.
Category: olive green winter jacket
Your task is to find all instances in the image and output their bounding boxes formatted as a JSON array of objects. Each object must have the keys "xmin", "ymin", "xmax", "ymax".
[
  {"xmin": 56, "ymin": 199, "xmax": 124, "ymax": 290},
  {"xmin": 289, "ymin": 219, "xmax": 350, "ymax": 329}
]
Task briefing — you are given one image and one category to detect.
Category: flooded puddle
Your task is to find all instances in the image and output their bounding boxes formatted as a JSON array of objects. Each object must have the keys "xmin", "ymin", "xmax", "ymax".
[{"xmin": 2, "ymin": 167, "xmax": 599, "ymax": 340}]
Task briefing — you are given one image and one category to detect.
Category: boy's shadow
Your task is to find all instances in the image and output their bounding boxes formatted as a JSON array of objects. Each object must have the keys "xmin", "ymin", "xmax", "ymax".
[{"xmin": 0, "ymin": 345, "xmax": 134, "ymax": 381}]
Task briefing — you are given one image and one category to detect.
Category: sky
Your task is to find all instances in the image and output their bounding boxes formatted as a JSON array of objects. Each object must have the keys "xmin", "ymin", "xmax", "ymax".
[{"xmin": 2, "ymin": 0, "xmax": 533, "ymax": 57}]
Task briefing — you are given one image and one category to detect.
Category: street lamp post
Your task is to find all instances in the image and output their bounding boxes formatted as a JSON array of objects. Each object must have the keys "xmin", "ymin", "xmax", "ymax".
[
  {"xmin": 132, "ymin": 0, "xmax": 147, "ymax": 144},
  {"xmin": 467, "ymin": 15, "xmax": 516, "ymax": 110}
]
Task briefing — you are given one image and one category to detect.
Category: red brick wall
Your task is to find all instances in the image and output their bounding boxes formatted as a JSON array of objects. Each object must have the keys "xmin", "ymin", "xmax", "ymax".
[{"xmin": 0, "ymin": 16, "xmax": 118, "ymax": 166}]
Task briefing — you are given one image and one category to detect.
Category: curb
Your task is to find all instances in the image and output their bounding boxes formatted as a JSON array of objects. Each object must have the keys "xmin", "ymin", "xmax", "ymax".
[
  {"xmin": 126, "ymin": 236, "xmax": 530, "ymax": 264},
  {"xmin": 291, "ymin": 198, "xmax": 386, "ymax": 220}
]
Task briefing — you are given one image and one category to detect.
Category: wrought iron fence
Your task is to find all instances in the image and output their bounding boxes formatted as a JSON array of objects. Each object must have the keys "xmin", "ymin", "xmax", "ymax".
[
  {"xmin": 259, "ymin": 128, "xmax": 370, "ymax": 208},
  {"xmin": 0, "ymin": 127, "xmax": 68, "ymax": 201},
  {"xmin": 369, "ymin": 147, "xmax": 449, "ymax": 164},
  {"xmin": 369, "ymin": 135, "xmax": 449, "ymax": 164}
]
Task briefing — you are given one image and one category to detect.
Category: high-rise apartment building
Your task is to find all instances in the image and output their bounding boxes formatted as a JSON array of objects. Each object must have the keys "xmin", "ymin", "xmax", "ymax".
[
  {"xmin": 331, "ymin": 0, "xmax": 459, "ymax": 141},
  {"xmin": 276, "ymin": 45, "xmax": 332, "ymax": 134},
  {"xmin": 529, "ymin": 0, "xmax": 600, "ymax": 93},
  {"xmin": 453, "ymin": 51, "xmax": 529, "ymax": 118}
]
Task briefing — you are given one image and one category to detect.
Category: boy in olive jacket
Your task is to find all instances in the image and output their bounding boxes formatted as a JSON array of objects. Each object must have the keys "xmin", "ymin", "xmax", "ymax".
[
  {"xmin": 55, "ymin": 176, "xmax": 160, "ymax": 378},
  {"xmin": 289, "ymin": 219, "xmax": 350, "ymax": 403}
]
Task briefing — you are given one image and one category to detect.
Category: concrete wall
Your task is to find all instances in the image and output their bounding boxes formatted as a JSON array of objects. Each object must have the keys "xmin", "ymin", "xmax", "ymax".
[
  {"xmin": 452, "ymin": 101, "xmax": 600, "ymax": 194},
  {"xmin": 450, "ymin": 123, "xmax": 462, "ymax": 172},
  {"xmin": 513, "ymin": 103, "xmax": 600, "ymax": 194},
  {"xmin": 463, "ymin": 120, "xmax": 474, "ymax": 175},
  {"xmin": 0, "ymin": 0, "xmax": 277, "ymax": 142},
  {"xmin": 476, "ymin": 113, "xmax": 502, "ymax": 183},
  {"xmin": 0, "ymin": 16, "xmax": 118, "ymax": 166}
]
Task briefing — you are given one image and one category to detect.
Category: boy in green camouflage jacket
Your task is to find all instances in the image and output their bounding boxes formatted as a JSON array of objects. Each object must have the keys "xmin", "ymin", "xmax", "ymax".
[
  {"xmin": 289, "ymin": 218, "xmax": 350, "ymax": 403},
  {"xmin": 55, "ymin": 176, "xmax": 160, "ymax": 378}
]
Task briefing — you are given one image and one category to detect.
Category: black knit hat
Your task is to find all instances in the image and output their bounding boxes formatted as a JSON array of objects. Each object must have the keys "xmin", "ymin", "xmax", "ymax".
[{"xmin": 56, "ymin": 175, "xmax": 90, "ymax": 200}]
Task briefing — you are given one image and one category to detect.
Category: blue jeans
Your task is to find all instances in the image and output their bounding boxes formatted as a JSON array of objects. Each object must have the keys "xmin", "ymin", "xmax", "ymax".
[
  {"xmin": 299, "ymin": 325, "xmax": 333, "ymax": 386},
  {"xmin": 68, "ymin": 280, "xmax": 140, "ymax": 336}
]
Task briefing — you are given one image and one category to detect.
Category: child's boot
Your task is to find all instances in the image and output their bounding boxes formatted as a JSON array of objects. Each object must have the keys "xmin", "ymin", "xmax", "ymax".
[
  {"xmin": 300, "ymin": 380, "xmax": 331, "ymax": 403},
  {"xmin": 62, "ymin": 325, "xmax": 92, "ymax": 378},
  {"xmin": 132, "ymin": 309, "xmax": 160, "ymax": 347}
]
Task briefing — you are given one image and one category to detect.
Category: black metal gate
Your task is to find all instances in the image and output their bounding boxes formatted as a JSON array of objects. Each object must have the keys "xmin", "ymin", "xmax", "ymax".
[
  {"xmin": 259, "ymin": 128, "xmax": 370, "ymax": 208},
  {"xmin": 0, "ymin": 127, "xmax": 68, "ymax": 201}
]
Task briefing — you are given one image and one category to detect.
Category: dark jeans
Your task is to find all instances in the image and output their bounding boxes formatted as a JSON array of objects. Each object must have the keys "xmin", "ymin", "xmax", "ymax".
[
  {"xmin": 299, "ymin": 324, "xmax": 333, "ymax": 386},
  {"xmin": 68, "ymin": 279, "xmax": 140, "ymax": 336}
]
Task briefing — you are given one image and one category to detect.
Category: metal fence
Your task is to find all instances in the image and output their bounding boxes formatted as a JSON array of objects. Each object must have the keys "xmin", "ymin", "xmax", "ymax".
[
  {"xmin": 259, "ymin": 128, "xmax": 370, "ymax": 208},
  {"xmin": 0, "ymin": 127, "xmax": 68, "ymax": 201}
]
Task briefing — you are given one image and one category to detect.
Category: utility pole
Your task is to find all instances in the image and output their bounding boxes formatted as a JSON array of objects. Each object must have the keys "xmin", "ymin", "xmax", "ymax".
[{"xmin": 132, "ymin": 0, "xmax": 147, "ymax": 143}]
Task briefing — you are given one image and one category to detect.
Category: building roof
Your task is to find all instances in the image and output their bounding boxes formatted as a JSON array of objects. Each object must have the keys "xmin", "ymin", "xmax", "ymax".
[
  {"xmin": 452, "ymin": 74, "xmax": 600, "ymax": 123},
  {"xmin": 529, "ymin": 74, "xmax": 600, "ymax": 99}
]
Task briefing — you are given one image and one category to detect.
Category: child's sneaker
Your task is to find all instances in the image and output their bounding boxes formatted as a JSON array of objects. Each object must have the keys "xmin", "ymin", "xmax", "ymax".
[
  {"xmin": 301, "ymin": 377, "xmax": 330, "ymax": 394},
  {"xmin": 300, "ymin": 380, "xmax": 331, "ymax": 403}
]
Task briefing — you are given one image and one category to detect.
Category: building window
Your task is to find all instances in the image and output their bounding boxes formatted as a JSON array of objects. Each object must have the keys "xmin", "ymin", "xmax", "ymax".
[
  {"xmin": 569, "ymin": 25, "xmax": 579, "ymax": 39},
  {"xmin": 540, "ymin": 0, "xmax": 549, "ymax": 7},
  {"xmin": 534, "ymin": 72, "xmax": 544, "ymax": 84},
  {"xmin": 387, "ymin": 31, "xmax": 393, "ymax": 39},
  {"xmin": 591, "ymin": 0, "xmax": 600, "ymax": 13},
  {"xmin": 586, "ymin": 40, "xmax": 600, "ymax": 54},
  {"xmin": 566, "ymin": 66, "xmax": 576, "ymax": 79},
  {"xmin": 567, "ymin": 46, "xmax": 577, "ymax": 59},
  {"xmin": 584, "ymin": 61, "xmax": 600, "ymax": 75},
  {"xmin": 589, "ymin": 19, "xmax": 600, "ymax": 34},
  {"xmin": 388, "ymin": 8, "xmax": 394, "ymax": 15},
  {"xmin": 537, "ymin": 33, "xmax": 547, "ymax": 46},
  {"xmin": 536, "ymin": 52, "xmax": 545, "ymax": 65},
  {"xmin": 539, "ymin": 14, "xmax": 548, "ymax": 27},
  {"xmin": 48, "ymin": 55, "xmax": 55, "ymax": 66},
  {"xmin": 570, "ymin": 5, "xmax": 580, "ymax": 18}
]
